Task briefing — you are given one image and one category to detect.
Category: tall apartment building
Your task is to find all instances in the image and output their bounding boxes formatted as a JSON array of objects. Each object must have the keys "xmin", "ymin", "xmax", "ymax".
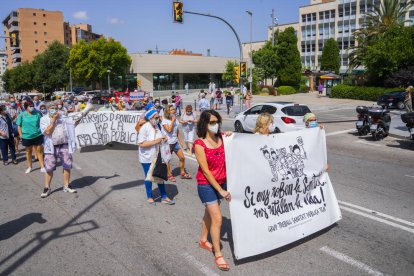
[
  {"xmin": 0, "ymin": 49, "xmax": 7, "ymax": 92},
  {"xmin": 2, "ymin": 8, "xmax": 102, "ymax": 69},
  {"xmin": 243, "ymin": 0, "xmax": 414, "ymax": 74}
]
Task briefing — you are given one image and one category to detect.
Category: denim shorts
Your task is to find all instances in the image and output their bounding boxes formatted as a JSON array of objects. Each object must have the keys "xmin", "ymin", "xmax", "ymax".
[
  {"xmin": 197, "ymin": 183, "xmax": 227, "ymax": 206},
  {"xmin": 169, "ymin": 142, "xmax": 181, "ymax": 153}
]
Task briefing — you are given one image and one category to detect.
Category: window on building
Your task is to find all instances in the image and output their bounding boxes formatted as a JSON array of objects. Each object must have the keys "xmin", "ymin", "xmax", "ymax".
[
  {"xmin": 35, "ymin": 40, "xmax": 38, "ymax": 44},
  {"xmin": 302, "ymin": 45, "xmax": 306, "ymax": 53},
  {"xmin": 33, "ymin": 13, "xmax": 36, "ymax": 16},
  {"xmin": 318, "ymin": 43, "xmax": 323, "ymax": 51},
  {"xmin": 43, "ymin": 22, "xmax": 47, "ymax": 26},
  {"xmin": 339, "ymin": 7, "xmax": 344, "ymax": 17},
  {"xmin": 312, "ymin": 13, "xmax": 316, "ymax": 21},
  {"xmin": 311, "ymin": 44, "xmax": 316, "ymax": 52},
  {"xmin": 302, "ymin": 15, "xmax": 306, "ymax": 23},
  {"xmin": 319, "ymin": 12, "xmax": 324, "ymax": 20},
  {"xmin": 307, "ymin": 14, "xmax": 311, "ymax": 22}
]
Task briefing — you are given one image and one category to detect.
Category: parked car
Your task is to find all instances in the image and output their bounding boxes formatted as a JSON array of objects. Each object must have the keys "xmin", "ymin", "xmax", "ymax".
[
  {"xmin": 234, "ymin": 102, "xmax": 312, "ymax": 133},
  {"xmin": 377, "ymin": 91, "xmax": 407, "ymax": 110},
  {"xmin": 72, "ymin": 87, "xmax": 85, "ymax": 94}
]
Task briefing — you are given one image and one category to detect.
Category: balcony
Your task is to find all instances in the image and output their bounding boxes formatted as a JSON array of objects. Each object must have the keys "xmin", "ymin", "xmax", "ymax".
[
  {"xmin": 12, "ymin": 52, "xmax": 21, "ymax": 60},
  {"xmin": 8, "ymin": 25, "xmax": 19, "ymax": 33},
  {"xmin": 7, "ymin": 15, "xmax": 18, "ymax": 26}
]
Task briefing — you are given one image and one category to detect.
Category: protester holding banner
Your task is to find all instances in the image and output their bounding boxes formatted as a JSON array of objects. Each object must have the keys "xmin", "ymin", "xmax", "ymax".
[
  {"xmin": 16, "ymin": 101, "xmax": 45, "ymax": 174},
  {"xmin": 39, "ymin": 103, "xmax": 78, "ymax": 198},
  {"xmin": 137, "ymin": 109, "xmax": 175, "ymax": 205},
  {"xmin": 161, "ymin": 104, "xmax": 191, "ymax": 181},
  {"xmin": 179, "ymin": 105, "xmax": 197, "ymax": 155},
  {"xmin": 254, "ymin": 113, "xmax": 275, "ymax": 135},
  {"xmin": 304, "ymin": 113, "xmax": 324, "ymax": 129},
  {"xmin": 194, "ymin": 110, "xmax": 231, "ymax": 271}
]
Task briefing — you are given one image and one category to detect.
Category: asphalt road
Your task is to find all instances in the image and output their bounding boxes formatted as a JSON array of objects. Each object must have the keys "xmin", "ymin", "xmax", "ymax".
[{"xmin": 0, "ymin": 103, "xmax": 413, "ymax": 275}]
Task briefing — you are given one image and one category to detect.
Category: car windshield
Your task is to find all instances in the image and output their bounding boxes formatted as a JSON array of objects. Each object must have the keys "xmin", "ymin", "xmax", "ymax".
[{"xmin": 281, "ymin": 105, "xmax": 311, "ymax": 116}]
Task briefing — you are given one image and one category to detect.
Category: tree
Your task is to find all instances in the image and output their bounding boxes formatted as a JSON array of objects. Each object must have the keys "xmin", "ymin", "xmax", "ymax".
[
  {"xmin": 320, "ymin": 38, "xmax": 340, "ymax": 74},
  {"xmin": 252, "ymin": 41, "xmax": 278, "ymax": 85},
  {"xmin": 67, "ymin": 38, "xmax": 132, "ymax": 89},
  {"xmin": 350, "ymin": 0, "xmax": 413, "ymax": 68},
  {"xmin": 32, "ymin": 41, "xmax": 70, "ymax": 94},
  {"xmin": 275, "ymin": 27, "xmax": 302, "ymax": 87},
  {"xmin": 1, "ymin": 69, "xmax": 13, "ymax": 92},
  {"xmin": 222, "ymin": 60, "xmax": 238, "ymax": 83}
]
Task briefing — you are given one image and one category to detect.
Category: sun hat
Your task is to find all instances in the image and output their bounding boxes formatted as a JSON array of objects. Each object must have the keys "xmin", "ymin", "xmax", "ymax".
[{"xmin": 303, "ymin": 113, "xmax": 316, "ymax": 123}]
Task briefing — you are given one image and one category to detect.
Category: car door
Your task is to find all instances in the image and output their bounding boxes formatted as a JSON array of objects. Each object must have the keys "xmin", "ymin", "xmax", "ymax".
[{"xmin": 243, "ymin": 105, "xmax": 263, "ymax": 132}]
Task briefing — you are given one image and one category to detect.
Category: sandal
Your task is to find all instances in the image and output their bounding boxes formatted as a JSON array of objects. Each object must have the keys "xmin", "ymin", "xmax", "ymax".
[
  {"xmin": 214, "ymin": 256, "xmax": 230, "ymax": 271},
  {"xmin": 199, "ymin": 240, "xmax": 213, "ymax": 252},
  {"xmin": 168, "ymin": 175, "xmax": 176, "ymax": 182},
  {"xmin": 161, "ymin": 198, "xmax": 175, "ymax": 205},
  {"xmin": 180, "ymin": 172, "xmax": 192, "ymax": 179},
  {"xmin": 147, "ymin": 198, "xmax": 156, "ymax": 205}
]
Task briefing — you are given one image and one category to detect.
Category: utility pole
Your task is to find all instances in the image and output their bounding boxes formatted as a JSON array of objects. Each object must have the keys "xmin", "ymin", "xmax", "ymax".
[
  {"xmin": 69, "ymin": 68, "xmax": 73, "ymax": 92},
  {"xmin": 271, "ymin": 9, "xmax": 275, "ymax": 46},
  {"xmin": 246, "ymin": 11, "xmax": 253, "ymax": 95}
]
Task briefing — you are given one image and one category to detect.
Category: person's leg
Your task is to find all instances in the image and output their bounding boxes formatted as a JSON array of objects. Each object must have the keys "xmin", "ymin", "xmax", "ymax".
[
  {"xmin": 206, "ymin": 203, "xmax": 228, "ymax": 268},
  {"xmin": 45, "ymin": 171, "xmax": 53, "ymax": 188},
  {"xmin": 25, "ymin": 146, "xmax": 33, "ymax": 169},
  {"xmin": 0, "ymin": 139, "xmax": 8, "ymax": 162},
  {"xmin": 176, "ymin": 149, "xmax": 186, "ymax": 175},
  {"xmin": 188, "ymin": 142, "xmax": 193, "ymax": 154},
  {"xmin": 8, "ymin": 137, "xmax": 16, "ymax": 161},
  {"xmin": 200, "ymin": 207, "xmax": 212, "ymax": 243},
  {"xmin": 141, "ymin": 163, "xmax": 154, "ymax": 200},
  {"xmin": 14, "ymin": 136, "xmax": 19, "ymax": 151},
  {"xmin": 34, "ymin": 145, "xmax": 44, "ymax": 169},
  {"xmin": 63, "ymin": 169, "xmax": 71, "ymax": 187}
]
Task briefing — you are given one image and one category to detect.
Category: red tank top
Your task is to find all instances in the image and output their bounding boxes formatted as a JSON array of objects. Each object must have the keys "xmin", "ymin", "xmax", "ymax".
[{"xmin": 194, "ymin": 138, "xmax": 226, "ymax": 185}]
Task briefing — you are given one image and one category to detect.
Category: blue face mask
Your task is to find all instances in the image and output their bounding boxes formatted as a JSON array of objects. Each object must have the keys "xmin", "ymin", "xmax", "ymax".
[
  {"xmin": 10, "ymin": 102, "xmax": 16, "ymax": 107},
  {"xmin": 49, "ymin": 109, "xmax": 57, "ymax": 117},
  {"xmin": 41, "ymin": 109, "xmax": 47, "ymax": 115},
  {"xmin": 309, "ymin": 121, "xmax": 318, "ymax": 128}
]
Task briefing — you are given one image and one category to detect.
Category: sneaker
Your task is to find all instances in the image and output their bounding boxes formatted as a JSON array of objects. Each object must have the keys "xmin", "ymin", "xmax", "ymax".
[
  {"xmin": 63, "ymin": 185, "xmax": 77, "ymax": 193},
  {"xmin": 3, "ymin": 161, "xmax": 8, "ymax": 166},
  {"xmin": 40, "ymin": 167, "xmax": 46, "ymax": 173},
  {"xmin": 12, "ymin": 160, "xmax": 18, "ymax": 165},
  {"xmin": 25, "ymin": 167, "xmax": 32, "ymax": 174},
  {"xmin": 41, "ymin": 188, "xmax": 51, "ymax": 198}
]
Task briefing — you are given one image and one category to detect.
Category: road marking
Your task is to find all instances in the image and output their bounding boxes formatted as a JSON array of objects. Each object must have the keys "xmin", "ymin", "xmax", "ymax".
[
  {"xmin": 355, "ymin": 140, "xmax": 382, "ymax": 147},
  {"xmin": 182, "ymin": 253, "xmax": 220, "ymax": 276},
  {"xmin": 320, "ymin": 246, "xmax": 386, "ymax": 276},
  {"xmin": 184, "ymin": 153, "xmax": 197, "ymax": 162},
  {"xmin": 338, "ymin": 200, "xmax": 414, "ymax": 227},
  {"xmin": 72, "ymin": 163, "xmax": 82, "ymax": 171},
  {"xmin": 405, "ymin": 175, "xmax": 414, "ymax": 178},
  {"xmin": 326, "ymin": 129, "xmax": 355, "ymax": 136},
  {"xmin": 340, "ymin": 205, "xmax": 414, "ymax": 234}
]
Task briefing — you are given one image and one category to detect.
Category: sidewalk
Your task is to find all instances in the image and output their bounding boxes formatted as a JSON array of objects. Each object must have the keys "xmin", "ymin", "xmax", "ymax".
[{"xmin": 179, "ymin": 91, "xmax": 409, "ymax": 139}]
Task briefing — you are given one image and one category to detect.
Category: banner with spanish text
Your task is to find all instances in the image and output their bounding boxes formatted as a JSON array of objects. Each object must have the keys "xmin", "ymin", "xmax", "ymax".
[
  {"xmin": 74, "ymin": 111, "xmax": 142, "ymax": 148},
  {"xmin": 224, "ymin": 128, "xmax": 342, "ymax": 259}
]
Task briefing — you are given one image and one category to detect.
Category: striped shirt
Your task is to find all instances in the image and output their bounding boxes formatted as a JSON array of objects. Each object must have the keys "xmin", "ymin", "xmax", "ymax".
[{"xmin": 6, "ymin": 106, "xmax": 21, "ymax": 122}]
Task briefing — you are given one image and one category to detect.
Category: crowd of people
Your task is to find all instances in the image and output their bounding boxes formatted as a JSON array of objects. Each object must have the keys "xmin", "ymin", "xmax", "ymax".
[{"xmin": 1, "ymin": 88, "xmax": 326, "ymax": 272}]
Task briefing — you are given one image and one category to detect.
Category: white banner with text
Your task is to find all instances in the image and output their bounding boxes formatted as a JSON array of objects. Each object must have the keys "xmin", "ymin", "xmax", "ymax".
[
  {"xmin": 74, "ymin": 111, "xmax": 142, "ymax": 148},
  {"xmin": 224, "ymin": 128, "xmax": 342, "ymax": 259}
]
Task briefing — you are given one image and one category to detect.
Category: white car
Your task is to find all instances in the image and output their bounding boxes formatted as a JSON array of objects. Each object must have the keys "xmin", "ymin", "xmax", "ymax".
[{"xmin": 234, "ymin": 102, "xmax": 312, "ymax": 133}]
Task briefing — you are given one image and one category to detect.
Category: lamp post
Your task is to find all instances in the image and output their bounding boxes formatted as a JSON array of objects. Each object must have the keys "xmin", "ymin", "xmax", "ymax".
[
  {"xmin": 107, "ymin": 69, "xmax": 111, "ymax": 92},
  {"xmin": 246, "ymin": 10, "xmax": 253, "ymax": 94},
  {"xmin": 69, "ymin": 68, "xmax": 73, "ymax": 92}
]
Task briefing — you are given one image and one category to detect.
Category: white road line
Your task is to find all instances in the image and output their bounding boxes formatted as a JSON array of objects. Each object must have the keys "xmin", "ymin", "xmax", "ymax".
[
  {"xmin": 355, "ymin": 140, "xmax": 382, "ymax": 147},
  {"xmin": 182, "ymin": 253, "xmax": 220, "ymax": 276},
  {"xmin": 320, "ymin": 246, "xmax": 386, "ymax": 276},
  {"xmin": 326, "ymin": 129, "xmax": 355, "ymax": 136},
  {"xmin": 338, "ymin": 200, "xmax": 414, "ymax": 227},
  {"xmin": 405, "ymin": 175, "xmax": 414, "ymax": 178},
  {"xmin": 340, "ymin": 205, "xmax": 414, "ymax": 234},
  {"xmin": 184, "ymin": 153, "xmax": 197, "ymax": 162}
]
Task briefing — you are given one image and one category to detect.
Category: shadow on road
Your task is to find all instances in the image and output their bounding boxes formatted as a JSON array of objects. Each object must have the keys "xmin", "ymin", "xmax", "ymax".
[
  {"xmin": 150, "ymin": 184, "xmax": 179, "ymax": 201},
  {"xmin": 386, "ymin": 139, "xmax": 414, "ymax": 150},
  {"xmin": 80, "ymin": 142, "xmax": 137, "ymax": 153},
  {"xmin": 0, "ymin": 180, "xmax": 143, "ymax": 275},
  {"xmin": 70, "ymin": 174, "xmax": 120, "ymax": 189},
  {"xmin": 0, "ymin": 213, "xmax": 47, "ymax": 241}
]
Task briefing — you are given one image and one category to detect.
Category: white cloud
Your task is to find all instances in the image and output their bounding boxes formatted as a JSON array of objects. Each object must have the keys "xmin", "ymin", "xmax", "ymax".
[
  {"xmin": 73, "ymin": 11, "xmax": 88, "ymax": 20},
  {"xmin": 108, "ymin": 17, "xmax": 125, "ymax": 25}
]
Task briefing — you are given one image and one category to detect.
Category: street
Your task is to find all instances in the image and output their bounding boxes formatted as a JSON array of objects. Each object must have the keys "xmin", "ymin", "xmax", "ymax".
[{"xmin": 1, "ymin": 94, "xmax": 413, "ymax": 275}]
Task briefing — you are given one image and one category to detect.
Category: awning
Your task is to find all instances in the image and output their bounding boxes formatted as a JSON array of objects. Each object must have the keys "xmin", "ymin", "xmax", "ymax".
[{"xmin": 320, "ymin": 73, "xmax": 340, "ymax": 80}]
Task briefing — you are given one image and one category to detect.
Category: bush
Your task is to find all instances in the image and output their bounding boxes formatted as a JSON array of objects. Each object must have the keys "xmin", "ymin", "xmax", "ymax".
[
  {"xmin": 330, "ymin": 84, "xmax": 401, "ymax": 101},
  {"xmin": 259, "ymin": 85, "xmax": 276, "ymax": 95},
  {"xmin": 297, "ymin": 84, "xmax": 309, "ymax": 93},
  {"xmin": 277, "ymin": 86, "xmax": 297, "ymax": 95}
]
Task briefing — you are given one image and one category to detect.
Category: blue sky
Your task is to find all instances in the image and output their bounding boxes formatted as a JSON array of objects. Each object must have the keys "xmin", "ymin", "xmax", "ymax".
[{"xmin": 1, "ymin": 0, "xmax": 309, "ymax": 57}]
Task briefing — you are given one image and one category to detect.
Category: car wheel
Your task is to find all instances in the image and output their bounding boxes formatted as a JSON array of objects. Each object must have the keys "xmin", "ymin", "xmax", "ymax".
[
  {"xmin": 397, "ymin": 101, "xmax": 405, "ymax": 110},
  {"xmin": 235, "ymin": 121, "xmax": 245, "ymax": 133}
]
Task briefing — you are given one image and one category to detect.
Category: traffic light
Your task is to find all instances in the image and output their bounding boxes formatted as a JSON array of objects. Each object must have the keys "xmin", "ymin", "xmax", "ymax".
[
  {"xmin": 233, "ymin": 66, "xmax": 240, "ymax": 84},
  {"xmin": 173, "ymin": 1, "xmax": 183, "ymax": 23},
  {"xmin": 240, "ymin": 62, "xmax": 247, "ymax": 78},
  {"xmin": 10, "ymin": 33, "xmax": 18, "ymax": 47},
  {"xmin": 137, "ymin": 79, "xmax": 141, "ymax": 88}
]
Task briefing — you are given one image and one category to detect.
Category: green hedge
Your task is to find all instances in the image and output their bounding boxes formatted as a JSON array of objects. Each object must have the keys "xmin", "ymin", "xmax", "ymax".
[
  {"xmin": 330, "ymin": 84, "xmax": 401, "ymax": 101},
  {"xmin": 277, "ymin": 86, "xmax": 297, "ymax": 95}
]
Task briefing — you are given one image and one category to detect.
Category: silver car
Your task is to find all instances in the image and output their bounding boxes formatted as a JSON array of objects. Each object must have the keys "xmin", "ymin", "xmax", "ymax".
[{"xmin": 234, "ymin": 102, "xmax": 312, "ymax": 133}]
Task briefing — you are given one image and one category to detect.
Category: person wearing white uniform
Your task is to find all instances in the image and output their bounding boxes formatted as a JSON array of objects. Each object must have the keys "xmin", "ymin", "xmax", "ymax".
[
  {"xmin": 161, "ymin": 104, "xmax": 192, "ymax": 182},
  {"xmin": 138, "ymin": 109, "xmax": 175, "ymax": 205},
  {"xmin": 179, "ymin": 105, "xmax": 197, "ymax": 155}
]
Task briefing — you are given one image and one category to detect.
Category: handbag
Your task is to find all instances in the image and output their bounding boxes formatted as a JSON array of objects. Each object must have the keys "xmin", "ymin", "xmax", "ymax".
[{"xmin": 152, "ymin": 149, "xmax": 168, "ymax": 181}]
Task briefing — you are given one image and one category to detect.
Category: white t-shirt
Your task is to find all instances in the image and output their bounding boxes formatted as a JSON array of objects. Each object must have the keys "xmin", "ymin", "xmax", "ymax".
[
  {"xmin": 181, "ymin": 113, "xmax": 196, "ymax": 132},
  {"xmin": 137, "ymin": 122, "xmax": 162, "ymax": 163},
  {"xmin": 161, "ymin": 118, "xmax": 178, "ymax": 144}
]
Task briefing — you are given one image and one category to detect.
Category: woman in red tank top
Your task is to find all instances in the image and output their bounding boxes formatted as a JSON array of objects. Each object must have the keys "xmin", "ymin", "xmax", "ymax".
[{"xmin": 194, "ymin": 110, "xmax": 232, "ymax": 271}]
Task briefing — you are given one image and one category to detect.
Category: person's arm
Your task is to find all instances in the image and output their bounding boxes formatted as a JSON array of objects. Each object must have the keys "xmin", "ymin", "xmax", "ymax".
[
  {"xmin": 177, "ymin": 131, "xmax": 184, "ymax": 148},
  {"xmin": 194, "ymin": 144, "xmax": 231, "ymax": 201},
  {"xmin": 139, "ymin": 137, "xmax": 163, "ymax": 148},
  {"xmin": 163, "ymin": 117, "xmax": 176, "ymax": 133},
  {"xmin": 43, "ymin": 113, "xmax": 59, "ymax": 135},
  {"xmin": 135, "ymin": 118, "xmax": 146, "ymax": 132}
]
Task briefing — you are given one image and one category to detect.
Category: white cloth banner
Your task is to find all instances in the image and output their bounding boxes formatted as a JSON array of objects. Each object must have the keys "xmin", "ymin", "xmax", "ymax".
[
  {"xmin": 224, "ymin": 128, "xmax": 342, "ymax": 259},
  {"xmin": 74, "ymin": 111, "xmax": 143, "ymax": 147}
]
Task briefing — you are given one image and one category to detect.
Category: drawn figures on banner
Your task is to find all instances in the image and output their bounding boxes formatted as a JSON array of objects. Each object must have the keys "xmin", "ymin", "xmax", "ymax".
[
  {"xmin": 260, "ymin": 136, "xmax": 307, "ymax": 181},
  {"xmin": 77, "ymin": 134, "xmax": 93, "ymax": 147}
]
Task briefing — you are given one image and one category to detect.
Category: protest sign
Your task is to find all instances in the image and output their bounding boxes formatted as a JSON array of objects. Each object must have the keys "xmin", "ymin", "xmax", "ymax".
[
  {"xmin": 130, "ymin": 91, "xmax": 146, "ymax": 101},
  {"xmin": 224, "ymin": 128, "xmax": 342, "ymax": 259},
  {"xmin": 74, "ymin": 111, "xmax": 142, "ymax": 148}
]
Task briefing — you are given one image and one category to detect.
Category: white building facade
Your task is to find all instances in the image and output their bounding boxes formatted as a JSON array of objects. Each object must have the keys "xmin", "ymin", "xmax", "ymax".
[{"xmin": 0, "ymin": 50, "xmax": 7, "ymax": 92}]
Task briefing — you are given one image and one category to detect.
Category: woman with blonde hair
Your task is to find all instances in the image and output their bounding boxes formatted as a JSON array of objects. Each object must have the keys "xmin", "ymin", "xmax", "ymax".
[{"xmin": 254, "ymin": 113, "xmax": 275, "ymax": 135}]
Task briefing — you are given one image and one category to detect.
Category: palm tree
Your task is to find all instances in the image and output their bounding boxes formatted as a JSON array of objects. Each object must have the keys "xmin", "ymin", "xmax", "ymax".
[{"xmin": 349, "ymin": 0, "xmax": 414, "ymax": 68}]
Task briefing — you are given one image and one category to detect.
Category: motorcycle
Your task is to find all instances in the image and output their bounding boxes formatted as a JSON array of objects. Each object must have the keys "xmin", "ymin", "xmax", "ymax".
[
  {"xmin": 401, "ymin": 112, "xmax": 414, "ymax": 141},
  {"xmin": 355, "ymin": 106, "xmax": 371, "ymax": 135},
  {"xmin": 368, "ymin": 107, "xmax": 391, "ymax": 140}
]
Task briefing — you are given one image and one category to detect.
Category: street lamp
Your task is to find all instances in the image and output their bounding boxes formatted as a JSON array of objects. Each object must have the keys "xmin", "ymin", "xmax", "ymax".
[
  {"xmin": 69, "ymin": 68, "xmax": 73, "ymax": 92},
  {"xmin": 246, "ymin": 10, "xmax": 253, "ymax": 94},
  {"xmin": 107, "ymin": 69, "xmax": 111, "ymax": 92}
]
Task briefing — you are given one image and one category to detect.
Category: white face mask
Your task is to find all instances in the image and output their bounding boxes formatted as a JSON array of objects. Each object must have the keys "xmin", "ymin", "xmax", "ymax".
[
  {"xmin": 208, "ymin": 124, "xmax": 219, "ymax": 134},
  {"xmin": 28, "ymin": 107, "xmax": 34, "ymax": 112},
  {"xmin": 58, "ymin": 105, "xmax": 62, "ymax": 109},
  {"xmin": 268, "ymin": 123, "xmax": 275, "ymax": 132}
]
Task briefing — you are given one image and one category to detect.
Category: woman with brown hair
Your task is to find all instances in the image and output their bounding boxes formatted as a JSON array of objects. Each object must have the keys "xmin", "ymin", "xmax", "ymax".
[
  {"xmin": 194, "ymin": 110, "xmax": 231, "ymax": 271},
  {"xmin": 16, "ymin": 101, "xmax": 45, "ymax": 173},
  {"xmin": 161, "ymin": 104, "xmax": 191, "ymax": 181},
  {"xmin": 179, "ymin": 105, "xmax": 197, "ymax": 154}
]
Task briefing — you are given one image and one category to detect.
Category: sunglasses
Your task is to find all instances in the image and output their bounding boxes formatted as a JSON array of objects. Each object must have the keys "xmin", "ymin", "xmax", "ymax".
[{"xmin": 208, "ymin": 120, "xmax": 219, "ymax": 126}]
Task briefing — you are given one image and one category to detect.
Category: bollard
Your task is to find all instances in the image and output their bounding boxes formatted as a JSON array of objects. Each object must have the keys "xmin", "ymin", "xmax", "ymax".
[{"xmin": 194, "ymin": 99, "xmax": 197, "ymax": 111}]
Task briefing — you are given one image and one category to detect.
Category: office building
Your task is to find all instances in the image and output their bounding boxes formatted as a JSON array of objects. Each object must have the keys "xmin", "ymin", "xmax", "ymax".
[
  {"xmin": 2, "ymin": 8, "xmax": 102, "ymax": 69},
  {"xmin": 244, "ymin": 0, "xmax": 414, "ymax": 74},
  {"xmin": 0, "ymin": 49, "xmax": 7, "ymax": 92}
]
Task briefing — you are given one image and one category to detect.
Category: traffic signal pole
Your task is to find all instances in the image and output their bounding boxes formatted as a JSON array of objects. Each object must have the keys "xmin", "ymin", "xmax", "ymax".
[{"xmin": 183, "ymin": 10, "xmax": 244, "ymax": 111}]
